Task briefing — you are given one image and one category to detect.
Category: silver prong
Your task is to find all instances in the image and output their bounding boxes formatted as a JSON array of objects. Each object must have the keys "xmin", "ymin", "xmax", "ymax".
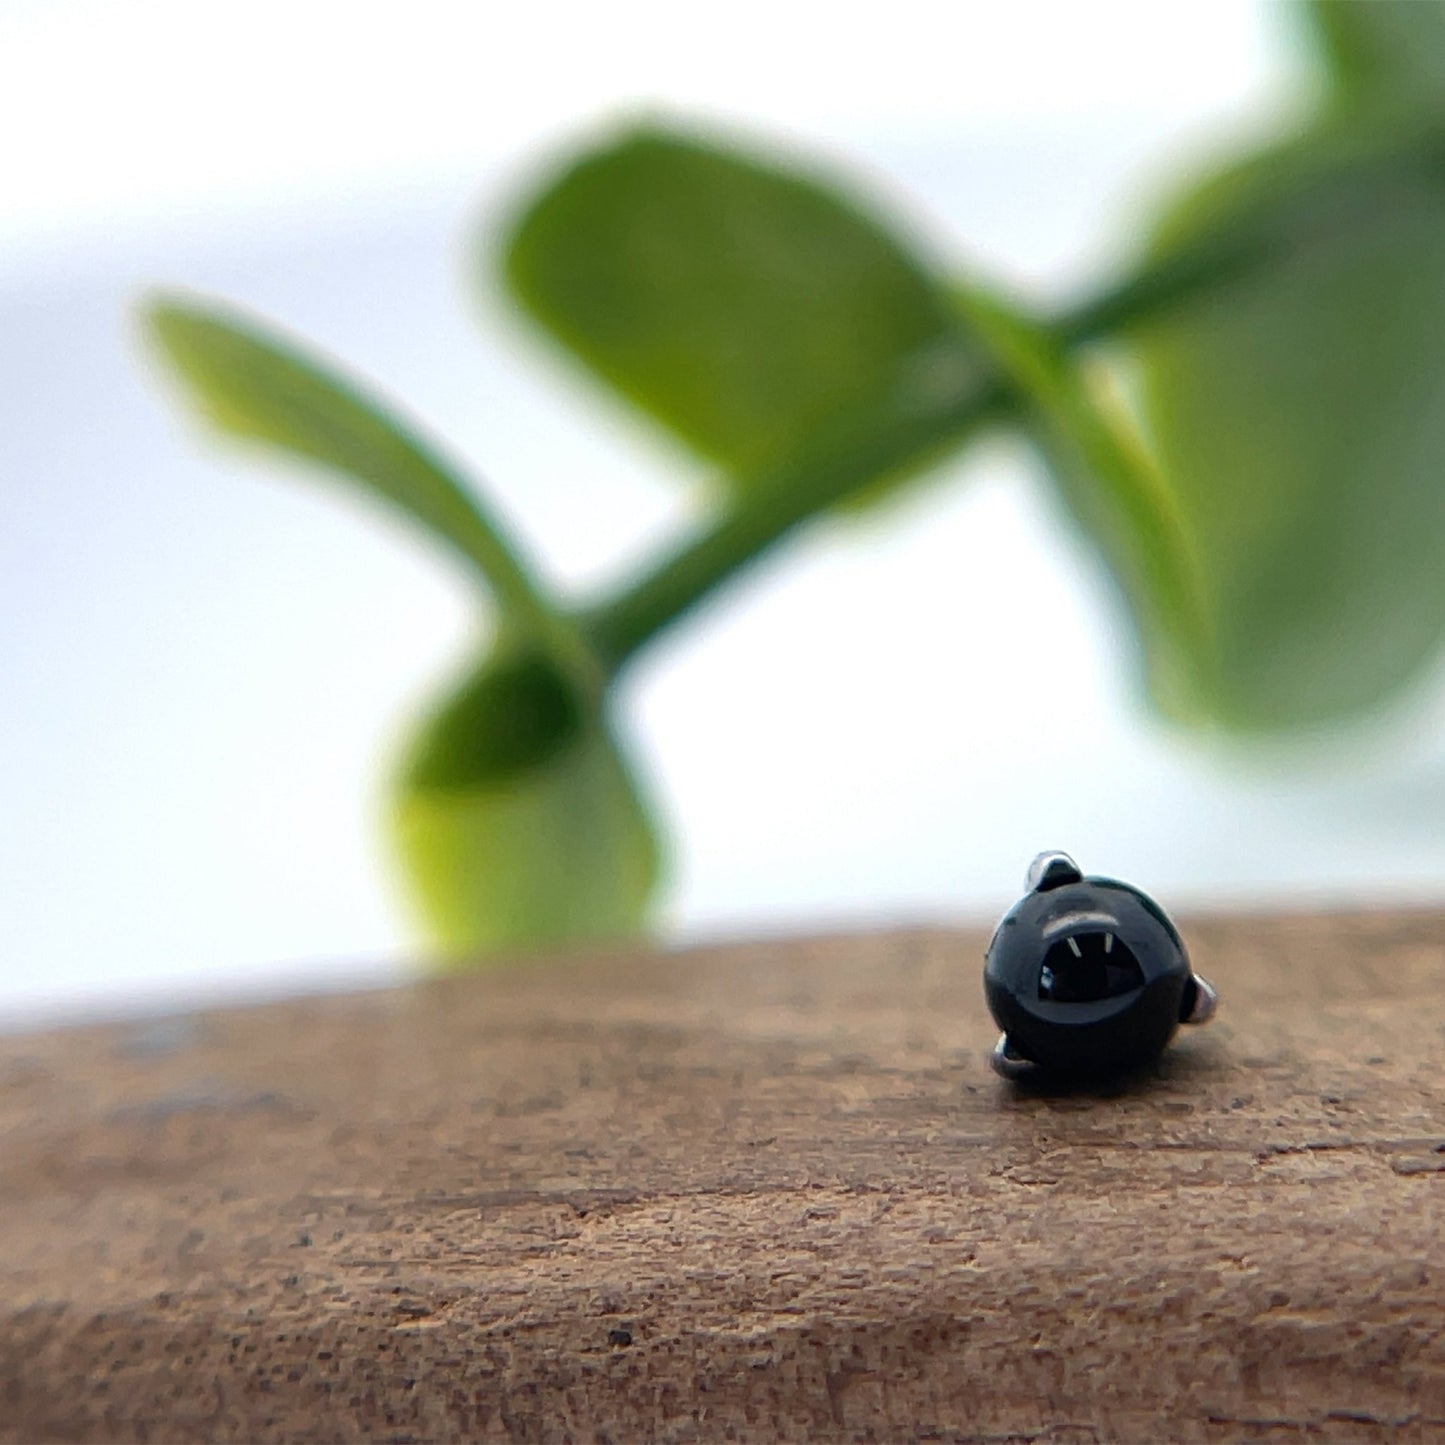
[
  {"xmin": 1026, "ymin": 851, "xmax": 1083, "ymax": 893},
  {"xmin": 1066, "ymin": 936, "xmax": 1083, "ymax": 958},
  {"xmin": 1103, "ymin": 932, "xmax": 1114, "ymax": 954},
  {"xmin": 990, "ymin": 1033, "xmax": 1042, "ymax": 1081},
  {"xmin": 1182, "ymin": 973, "xmax": 1218, "ymax": 1025}
]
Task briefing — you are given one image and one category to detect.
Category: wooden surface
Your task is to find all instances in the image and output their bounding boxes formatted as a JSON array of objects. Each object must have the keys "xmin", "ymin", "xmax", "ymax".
[{"xmin": 2, "ymin": 911, "xmax": 1443, "ymax": 1442}]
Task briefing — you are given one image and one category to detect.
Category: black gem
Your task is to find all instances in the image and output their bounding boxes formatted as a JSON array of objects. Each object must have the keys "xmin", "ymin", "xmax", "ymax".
[{"xmin": 985, "ymin": 856, "xmax": 1193, "ymax": 1078}]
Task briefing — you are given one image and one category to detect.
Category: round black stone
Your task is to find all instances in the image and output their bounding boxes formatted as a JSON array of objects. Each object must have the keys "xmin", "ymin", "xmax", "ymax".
[{"xmin": 984, "ymin": 874, "xmax": 1191, "ymax": 1076}]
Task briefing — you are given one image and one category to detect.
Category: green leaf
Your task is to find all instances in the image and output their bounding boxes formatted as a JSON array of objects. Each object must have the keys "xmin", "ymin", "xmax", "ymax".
[
  {"xmin": 145, "ymin": 292, "xmax": 652, "ymax": 961},
  {"xmin": 390, "ymin": 644, "xmax": 662, "ymax": 963},
  {"xmin": 958, "ymin": 290, "xmax": 1213, "ymax": 721},
  {"xmin": 501, "ymin": 125, "xmax": 979, "ymax": 503},
  {"xmin": 1308, "ymin": 0, "xmax": 1445, "ymax": 114},
  {"xmin": 143, "ymin": 293, "xmax": 554, "ymax": 627},
  {"xmin": 1131, "ymin": 126, "xmax": 1445, "ymax": 728}
]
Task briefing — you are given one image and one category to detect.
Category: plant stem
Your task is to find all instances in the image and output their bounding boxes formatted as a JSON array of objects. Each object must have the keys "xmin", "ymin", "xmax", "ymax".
[
  {"xmin": 583, "ymin": 377, "xmax": 1009, "ymax": 671},
  {"xmin": 581, "ymin": 222, "xmax": 1279, "ymax": 674}
]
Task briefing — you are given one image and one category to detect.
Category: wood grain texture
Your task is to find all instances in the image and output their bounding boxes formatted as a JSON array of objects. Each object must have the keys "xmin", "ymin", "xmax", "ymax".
[{"xmin": 1, "ymin": 911, "xmax": 1443, "ymax": 1443}]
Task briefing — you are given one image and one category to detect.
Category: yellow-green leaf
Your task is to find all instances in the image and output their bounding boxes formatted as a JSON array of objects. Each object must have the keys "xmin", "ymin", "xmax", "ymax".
[
  {"xmin": 959, "ymin": 289, "xmax": 1213, "ymax": 721},
  {"xmin": 390, "ymin": 646, "xmax": 662, "ymax": 964},
  {"xmin": 144, "ymin": 294, "xmax": 552, "ymax": 625}
]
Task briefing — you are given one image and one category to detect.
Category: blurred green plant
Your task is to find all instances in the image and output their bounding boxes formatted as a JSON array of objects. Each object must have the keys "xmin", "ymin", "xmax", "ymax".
[{"xmin": 143, "ymin": 0, "xmax": 1445, "ymax": 964}]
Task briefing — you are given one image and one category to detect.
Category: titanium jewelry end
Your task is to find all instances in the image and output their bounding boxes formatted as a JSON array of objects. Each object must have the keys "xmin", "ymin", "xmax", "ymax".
[
  {"xmin": 1181, "ymin": 972, "xmax": 1218, "ymax": 1025},
  {"xmin": 990, "ymin": 1032, "xmax": 1042, "ymax": 1080},
  {"xmin": 1025, "ymin": 850, "xmax": 1083, "ymax": 893}
]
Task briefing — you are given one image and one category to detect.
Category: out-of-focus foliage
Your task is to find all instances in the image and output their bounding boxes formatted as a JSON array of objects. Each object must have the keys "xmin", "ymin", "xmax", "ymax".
[
  {"xmin": 146, "ymin": 302, "xmax": 661, "ymax": 953},
  {"xmin": 1126, "ymin": 0, "xmax": 1445, "ymax": 725},
  {"xmin": 1309, "ymin": 0, "xmax": 1445, "ymax": 111},
  {"xmin": 504, "ymin": 131, "xmax": 979, "ymax": 506},
  {"xmin": 144, "ymin": 0, "xmax": 1445, "ymax": 965},
  {"xmin": 146, "ymin": 301, "xmax": 550, "ymax": 618},
  {"xmin": 393, "ymin": 645, "xmax": 660, "ymax": 961},
  {"xmin": 957, "ymin": 290, "xmax": 1212, "ymax": 724},
  {"xmin": 1133, "ymin": 124, "xmax": 1445, "ymax": 726}
]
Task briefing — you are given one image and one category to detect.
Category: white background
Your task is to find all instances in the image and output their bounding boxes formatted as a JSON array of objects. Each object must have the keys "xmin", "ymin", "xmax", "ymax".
[{"xmin": 7, "ymin": 0, "xmax": 1445, "ymax": 1027}]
